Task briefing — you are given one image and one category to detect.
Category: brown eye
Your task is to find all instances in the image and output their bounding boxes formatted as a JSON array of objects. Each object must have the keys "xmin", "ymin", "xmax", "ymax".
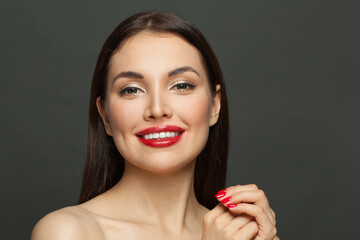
[
  {"xmin": 119, "ymin": 87, "xmax": 144, "ymax": 96},
  {"xmin": 171, "ymin": 82, "xmax": 196, "ymax": 91}
]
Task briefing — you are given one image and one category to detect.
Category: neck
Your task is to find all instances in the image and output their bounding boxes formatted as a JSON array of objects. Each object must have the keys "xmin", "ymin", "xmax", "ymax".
[{"xmin": 104, "ymin": 159, "xmax": 207, "ymax": 234}]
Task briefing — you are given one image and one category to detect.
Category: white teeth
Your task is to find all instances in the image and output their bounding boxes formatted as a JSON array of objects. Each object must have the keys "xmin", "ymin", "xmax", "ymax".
[{"xmin": 142, "ymin": 131, "xmax": 181, "ymax": 140}]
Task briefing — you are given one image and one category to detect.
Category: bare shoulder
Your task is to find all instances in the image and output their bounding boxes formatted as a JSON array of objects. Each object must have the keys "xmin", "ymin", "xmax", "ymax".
[{"xmin": 31, "ymin": 205, "xmax": 103, "ymax": 240}]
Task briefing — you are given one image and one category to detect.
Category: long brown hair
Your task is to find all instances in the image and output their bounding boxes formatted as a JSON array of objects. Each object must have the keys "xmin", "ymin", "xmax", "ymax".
[{"xmin": 78, "ymin": 12, "xmax": 229, "ymax": 210}]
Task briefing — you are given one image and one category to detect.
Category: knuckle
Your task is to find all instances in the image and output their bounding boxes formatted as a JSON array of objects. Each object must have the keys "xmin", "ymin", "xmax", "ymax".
[
  {"xmin": 258, "ymin": 189, "xmax": 266, "ymax": 198},
  {"xmin": 271, "ymin": 209, "xmax": 277, "ymax": 224},
  {"xmin": 271, "ymin": 209, "xmax": 276, "ymax": 218},
  {"xmin": 273, "ymin": 227, "xmax": 278, "ymax": 237},
  {"xmin": 256, "ymin": 206, "xmax": 265, "ymax": 215},
  {"xmin": 249, "ymin": 184, "xmax": 258, "ymax": 189},
  {"xmin": 257, "ymin": 189, "xmax": 267, "ymax": 201},
  {"xmin": 203, "ymin": 213, "xmax": 212, "ymax": 225},
  {"xmin": 214, "ymin": 217, "xmax": 224, "ymax": 226}
]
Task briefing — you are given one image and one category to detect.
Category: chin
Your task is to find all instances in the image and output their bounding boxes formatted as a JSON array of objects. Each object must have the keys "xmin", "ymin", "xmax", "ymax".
[{"xmin": 126, "ymin": 154, "xmax": 197, "ymax": 174}]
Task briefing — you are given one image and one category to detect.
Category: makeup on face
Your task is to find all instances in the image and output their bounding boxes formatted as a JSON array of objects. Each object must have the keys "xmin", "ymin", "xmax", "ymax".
[
  {"xmin": 135, "ymin": 125, "xmax": 185, "ymax": 147},
  {"xmin": 99, "ymin": 32, "xmax": 219, "ymax": 172}
]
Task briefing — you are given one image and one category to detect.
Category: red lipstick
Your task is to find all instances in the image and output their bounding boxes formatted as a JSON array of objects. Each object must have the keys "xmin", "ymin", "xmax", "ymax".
[{"xmin": 136, "ymin": 125, "xmax": 184, "ymax": 147}]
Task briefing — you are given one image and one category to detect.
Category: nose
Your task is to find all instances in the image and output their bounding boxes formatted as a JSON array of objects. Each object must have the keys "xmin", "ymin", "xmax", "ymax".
[{"xmin": 143, "ymin": 91, "xmax": 173, "ymax": 121}]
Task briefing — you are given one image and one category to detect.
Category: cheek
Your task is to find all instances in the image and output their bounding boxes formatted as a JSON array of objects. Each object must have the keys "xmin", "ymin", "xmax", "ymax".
[
  {"xmin": 174, "ymin": 94, "xmax": 211, "ymax": 160},
  {"xmin": 175, "ymin": 94, "xmax": 211, "ymax": 126},
  {"xmin": 107, "ymin": 99, "xmax": 142, "ymax": 132}
]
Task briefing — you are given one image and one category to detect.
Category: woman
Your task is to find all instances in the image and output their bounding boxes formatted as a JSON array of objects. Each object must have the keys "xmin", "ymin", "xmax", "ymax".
[{"xmin": 31, "ymin": 12, "xmax": 278, "ymax": 240}]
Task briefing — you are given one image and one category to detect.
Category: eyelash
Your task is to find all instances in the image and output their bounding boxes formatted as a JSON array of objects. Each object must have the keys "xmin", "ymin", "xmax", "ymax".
[
  {"xmin": 118, "ymin": 82, "xmax": 196, "ymax": 96},
  {"xmin": 119, "ymin": 86, "xmax": 144, "ymax": 96},
  {"xmin": 170, "ymin": 82, "xmax": 197, "ymax": 91}
]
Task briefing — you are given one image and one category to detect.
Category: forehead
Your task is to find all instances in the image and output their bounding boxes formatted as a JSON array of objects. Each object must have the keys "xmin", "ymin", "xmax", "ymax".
[{"xmin": 107, "ymin": 32, "xmax": 207, "ymax": 79}]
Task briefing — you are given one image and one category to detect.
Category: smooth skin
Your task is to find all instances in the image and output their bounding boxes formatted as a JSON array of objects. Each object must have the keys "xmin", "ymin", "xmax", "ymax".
[
  {"xmin": 203, "ymin": 184, "xmax": 279, "ymax": 240},
  {"xmin": 31, "ymin": 32, "xmax": 278, "ymax": 240}
]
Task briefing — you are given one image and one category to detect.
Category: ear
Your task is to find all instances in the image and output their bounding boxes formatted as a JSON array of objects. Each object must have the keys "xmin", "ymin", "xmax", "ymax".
[
  {"xmin": 96, "ymin": 97, "xmax": 112, "ymax": 136},
  {"xmin": 209, "ymin": 84, "xmax": 221, "ymax": 127}
]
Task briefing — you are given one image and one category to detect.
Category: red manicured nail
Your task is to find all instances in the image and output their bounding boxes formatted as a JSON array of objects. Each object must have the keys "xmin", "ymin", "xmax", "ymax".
[
  {"xmin": 217, "ymin": 189, "xmax": 227, "ymax": 193},
  {"xmin": 221, "ymin": 197, "xmax": 232, "ymax": 204},
  {"xmin": 215, "ymin": 192, "xmax": 226, "ymax": 199},
  {"xmin": 227, "ymin": 204, "xmax": 237, "ymax": 208}
]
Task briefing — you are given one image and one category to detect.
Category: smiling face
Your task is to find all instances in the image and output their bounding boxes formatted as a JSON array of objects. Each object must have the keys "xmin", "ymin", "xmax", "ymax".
[{"xmin": 96, "ymin": 32, "xmax": 221, "ymax": 173}]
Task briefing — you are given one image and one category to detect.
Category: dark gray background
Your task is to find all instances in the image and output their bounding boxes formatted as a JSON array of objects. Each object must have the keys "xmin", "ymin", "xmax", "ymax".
[{"xmin": 1, "ymin": 0, "xmax": 359, "ymax": 239}]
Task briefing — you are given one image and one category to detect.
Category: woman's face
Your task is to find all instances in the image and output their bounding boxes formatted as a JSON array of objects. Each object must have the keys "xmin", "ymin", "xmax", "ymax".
[{"xmin": 97, "ymin": 32, "xmax": 220, "ymax": 173}]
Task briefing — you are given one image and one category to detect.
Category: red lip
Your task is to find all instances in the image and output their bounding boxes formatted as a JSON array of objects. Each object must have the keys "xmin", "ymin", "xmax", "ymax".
[{"xmin": 136, "ymin": 125, "xmax": 185, "ymax": 148}]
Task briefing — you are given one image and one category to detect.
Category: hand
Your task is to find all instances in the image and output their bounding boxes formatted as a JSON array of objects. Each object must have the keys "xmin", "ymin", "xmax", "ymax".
[
  {"xmin": 216, "ymin": 184, "xmax": 277, "ymax": 240},
  {"xmin": 201, "ymin": 184, "xmax": 278, "ymax": 240}
]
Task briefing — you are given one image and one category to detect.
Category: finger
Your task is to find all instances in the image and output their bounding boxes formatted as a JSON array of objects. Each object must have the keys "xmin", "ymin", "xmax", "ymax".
[
  {"xmin": 216, "ymin": 187, "xmax": 275, "ymax": 225},
  {"xmin": 203, "ymin": 203, "xmax": 228, "ymax": 223},
  {"xmin": 215, "ymin": 185, "xmax": 262, "ymax": 203},
  {"xmin": 232, "ymin": 221, "xmax": 258, "ymax": 240},
  {"xmin": 212, "ymin": 209, "xmax": 236, "ymax": 229},
  {"xmin": 227, "ymin": 203, "xmax": 275, "ymax": 239},
  {"xmin": 222, "ymin": 214, "xmax": 253, "ymax": 237},
  {"xmin": 270, "ymin": 208, "xmax": 276, "ymax": 225},
  {"xmin": 227, "ymin": 190, "xmax": 269, "ymax": 204},
  {"xmin": 217, "ymin": 190, "xmax": 269, "ymax": 207},
  {"xmin": 217, "ymin": 190, "xmax": 274, "ymax": 224},
  {"xmin": 212, "ymin": 203, "xmax": 229, "ymax": 214},
  {"xmin": 217, "ymin": 184, "xmax": 259, "ymax": 194}
]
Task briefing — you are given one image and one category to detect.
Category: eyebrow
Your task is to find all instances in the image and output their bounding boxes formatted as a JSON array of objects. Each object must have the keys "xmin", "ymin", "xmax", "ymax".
[
  {"xmin": 112, "ymin": 71, "xmax": 144, "ymax": 84},
  {"xmin": 168, "ymin": 66, "xmax": 200, "ymax": 77},
  {"xmin": 112, "ymin": 66, "xmax": 200, "ymax": 84}
]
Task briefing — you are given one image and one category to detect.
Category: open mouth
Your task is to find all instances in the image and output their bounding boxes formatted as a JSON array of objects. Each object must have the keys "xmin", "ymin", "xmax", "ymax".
[
  {"xmin": 135, "ymin": 125, "xmax": 185, "ymax": 147},
  {"xmin": 137, "ymin": 131, "xmax": 183, "ymax": 140}
]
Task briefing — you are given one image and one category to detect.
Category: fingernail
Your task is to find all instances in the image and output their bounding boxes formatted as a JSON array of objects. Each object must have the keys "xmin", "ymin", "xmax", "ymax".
[
  {"xmin": 217, "ymin": 189, "xmax": 227, "ymax": 193},
  {"xmin": 221, "ymin": 197, "xmax": 232, "ymax": 204},
  {"xmin": 215, "ymin": 192, "xmax": 226, "ymax": 199},
  {"xmin": 227, "ymin": 204, "xmax": 237, "ymax": 208}
]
